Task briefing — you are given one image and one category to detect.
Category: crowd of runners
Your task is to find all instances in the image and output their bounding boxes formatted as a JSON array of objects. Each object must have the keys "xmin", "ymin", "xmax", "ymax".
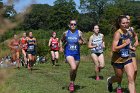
[
  {"xmin": 4, "ymin": 15, "xmax": 139, "ymax": 93},
  {"xmin": 9, "ymin": 32, "xmax": 36, "ymax": 70}
]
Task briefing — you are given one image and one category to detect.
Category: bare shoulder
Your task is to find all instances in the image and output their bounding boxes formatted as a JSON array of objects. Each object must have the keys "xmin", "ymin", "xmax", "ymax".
[
  {"xmin": 114, "ymin": 30, "xmax": 121, "ymax": 39},
  {"xmin": 78, "ymin": 30, "xmax": 83, "ymax": 36},
  {"xmin": 89, "ymin": 35, "xmax": 93, "ymax": 39},
  {"xmin": 63, "ymin": 30, "xmax": 68, "ymax": 36},
  {"xmin": 101, "ymin": 33, "xmax": 104, "ymax": 36}
]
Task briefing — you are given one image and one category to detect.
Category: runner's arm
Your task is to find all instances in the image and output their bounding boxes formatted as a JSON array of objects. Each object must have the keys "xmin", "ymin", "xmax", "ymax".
[
  {"xmin": 48, "ymin": 38, "xmax": 52, "ymax": 47},
  {"xmin": 59, "ymin": 32, "xmax": 66, "ymax": 52},
  {"xmin": 34, "ymin": 38, "xmax": 37, "ymax": 45},
  {"xmin": 79, "ymin": 30, "xmax": 86, "ymax": 45},
  {"xmin": 8, "ymin": 40, "xmax": 14, "ymax": 49},
  {"xmin": 102, "ymin": 34, "xmax": 105, "ymax": 48},
  {"xmin": 133, "ymin": 32, "xmax": 139, "ymax": 47},
  {"xmin": 112, "ymin": 31, "xmax": 130, "ymax": 52},
  {"xmin": 88, "ymin": 35, "xmax": 97, "ymax": 49}
]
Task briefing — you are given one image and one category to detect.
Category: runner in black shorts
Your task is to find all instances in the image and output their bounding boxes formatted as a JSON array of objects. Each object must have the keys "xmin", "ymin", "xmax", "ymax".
[
  {"xmin": 27, "ymin": 32, "xmax": 36, "ymax": 70},
  {"xmin": 88, "ymin": 25, "xmax": 105, "ymax": 80},
  {"xmin": 107, "ymin": 15, "xmax": 136, "ymax": 93},
  {"xmin": 48, "ymin": 32, "xmax": 60, "ymax": 66}
]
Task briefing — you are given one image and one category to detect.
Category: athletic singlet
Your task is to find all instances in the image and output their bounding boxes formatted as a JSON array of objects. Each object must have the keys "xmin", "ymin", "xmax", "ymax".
[
  {"xmin": 21, "ymin": 37, "xmax": 27, "ymax": 49},
  {"xmin": 12, "ymin": 40, "xmax": 19, "ymax": 49},
  {"xmin": 111, "ymin": 29, "xmax": 131, "ymax": 64},
  {"xmin": 50, "ymin": 38, "xmax": 59, "ymax": 51},
  {"xmin": 91, "ymin": 33, "xmax": 103, "ymax": 53},
  {"xmin": 64, "ymin": 30, "xmax": 80, "ymax": 55},
  {"xmin": 118, "ymin": 29, "xmax": 130, "ymax": 58},
  {"xmin": 127, "ymin": 27, "xmax": 135, "ymax": 45},
  {"xmin": 27, "ymin": 39, "xmax": 36, "ymax": 52}
]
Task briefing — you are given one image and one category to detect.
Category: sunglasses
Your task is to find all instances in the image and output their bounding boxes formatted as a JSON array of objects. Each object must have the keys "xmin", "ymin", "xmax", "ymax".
[{"xmin": 70, "ymin": 23, "xmax": 77, "ymax": 26}]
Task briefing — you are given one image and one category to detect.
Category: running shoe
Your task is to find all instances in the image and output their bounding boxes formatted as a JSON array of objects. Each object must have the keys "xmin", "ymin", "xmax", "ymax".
[
  {"xmin": 69, "ymin": 82, "xmax": 74, "ymax": 92},
  {"xmin": 116, "ymin": 87, "xmax": 122, "ymax": 93},
  {"xmin": 107, "ymin": 77, "xmax": 113, "ymax": 92},
  {"xmin": 96, "ymin": 76, "xmax": 100, "ymax": 80}
]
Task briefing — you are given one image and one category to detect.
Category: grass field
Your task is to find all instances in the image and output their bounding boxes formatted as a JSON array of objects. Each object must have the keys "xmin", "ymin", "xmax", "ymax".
[{"xmin": 0, "ymin": 48, "xmax": 140, "ymax": 93}]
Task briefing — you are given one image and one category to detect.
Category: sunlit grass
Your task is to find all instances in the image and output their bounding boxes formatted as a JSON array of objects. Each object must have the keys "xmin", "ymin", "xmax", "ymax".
[{"xmin": 0, "ymin": 49, "xmax": 140, "ymax": 93}]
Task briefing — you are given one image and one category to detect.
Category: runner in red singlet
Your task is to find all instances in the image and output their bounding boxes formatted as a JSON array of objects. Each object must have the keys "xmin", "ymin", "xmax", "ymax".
[
  {"xmin": 48, "ymin": 32, "xmax": 60, "ymax": 66},
  {"xmin": 20, "ymin": 32, "xmax": 28, "ymax": 67}
]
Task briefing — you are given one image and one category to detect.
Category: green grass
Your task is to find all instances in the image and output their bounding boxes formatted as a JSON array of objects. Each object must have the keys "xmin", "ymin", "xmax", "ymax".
[{"xmin": 0, "ymin": 50, "xmax": 140, "ymax": 93}]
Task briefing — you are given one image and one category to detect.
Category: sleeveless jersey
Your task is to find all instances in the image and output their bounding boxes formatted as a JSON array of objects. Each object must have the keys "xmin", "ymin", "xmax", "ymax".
[
  {"xmin": 50, "ymin": 38, "xmax": 59, "ymax": 51},
  {"xmin": 91, "ymin": 33, "xmax": 103, "ymax": 53},
  {"xmin": 127, "ymin": 27, "xmax": 135, "ymax": 45},
  {"xmin": 64, "ymin": 30, "xmax": 80, "ymax": 55},
  {"xmin": 27, "ymin": 39, "xmax": 36, "ymax": 52},
  {"xmin": 111, "ymin": 29, "xmax": 131, "ymax": 63},
  {"xmin": 118, "ymin": 29, "xmax": 130, "ymax": 58},
  {"xmin": 21, "ymin": 37, "xmax": 27, "ymax": 50},
  {"xmin": 13, "ymin": 40, "xmax": 19, "ymax": 49}
]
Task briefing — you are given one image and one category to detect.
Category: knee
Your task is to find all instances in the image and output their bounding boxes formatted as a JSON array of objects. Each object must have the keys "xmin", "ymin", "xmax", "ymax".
[
  {"xmin": 100, "ymin": 65, "xmax": 105, "ymax": 69},
  {"xmin": 95, "ymin": 63, "xmax": 99, "ymax": 68},
  {"xmin": 55, "ymin": 57, "xmax": 58, "ymax": 60},
  {"xmin": 71, "ymin": 66, "xmax": 77, "ymax": 72},
  {"xmin": 24, "ymin": 55, "xmax": 27, "ymax": 58},
  {"xmin": 128, "ymin": 75, "xmax": 134, "ymax": 83}
]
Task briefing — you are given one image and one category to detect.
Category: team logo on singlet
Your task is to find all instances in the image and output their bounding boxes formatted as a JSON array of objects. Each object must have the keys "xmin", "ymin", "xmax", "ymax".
[{"xmin": 91, "ymin": 33, "xmax": 103, "ymax": 53}]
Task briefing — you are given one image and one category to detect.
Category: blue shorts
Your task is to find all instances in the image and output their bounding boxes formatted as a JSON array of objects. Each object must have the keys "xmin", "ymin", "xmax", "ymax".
[
  {"xmin": 65, "ymin": 54, "xmax": 80, "ymax": 61},
  {"xmin": 112, "ymin": 59, "xmax": 132, "ymax": 69}
]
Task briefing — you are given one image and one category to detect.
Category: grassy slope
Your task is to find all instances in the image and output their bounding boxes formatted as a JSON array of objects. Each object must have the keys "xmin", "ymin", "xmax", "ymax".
[
  {"xmin": 0, "ymin": 31, "xmax": 140, "ymax": 93},
  {"xmin": 0, "ymin": 47, "xmax": 140, "ymax": 93}
]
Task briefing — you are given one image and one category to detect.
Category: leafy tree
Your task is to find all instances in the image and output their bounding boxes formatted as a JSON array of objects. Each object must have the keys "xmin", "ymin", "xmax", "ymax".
[
  {"xmin": 49, "ymin": 0, "xmax": 79, "ymax": 30},
  {"xmin": 22, "ymin": 4, "xmax": 52, "ymax": 30},
  {"xmin": 80, "ymin": 0, "xmax": 109, "ymax": 24}
]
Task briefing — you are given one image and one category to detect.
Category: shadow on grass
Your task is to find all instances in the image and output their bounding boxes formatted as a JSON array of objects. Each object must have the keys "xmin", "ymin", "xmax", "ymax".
[
  {"xmin": 55, "ymin": 64, "xmax": 61, "ymax": 66},
  {"xmin": 62, "ymin": 84, "xmax": 86, "ymax": 92},
  {"xmin": 31, "ymin": 68, "xmax": 41, "ymax": 71},
  {"xmin": 112, "ymin": 88, "xmax": 129, "ymax": 93},
  {"xmin": 88, "ymin": 76, "xmax": 104, "ymax": 80}
]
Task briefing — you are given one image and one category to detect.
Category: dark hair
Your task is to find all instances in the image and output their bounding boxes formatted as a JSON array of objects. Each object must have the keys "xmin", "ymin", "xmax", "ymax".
[
  {"xmin": 116, "ymin": 15, "xmax": 127, "ymax": 29},
  {"xmin": 92, "ymin": 24, "xmax": 99, "ymax": 30}
]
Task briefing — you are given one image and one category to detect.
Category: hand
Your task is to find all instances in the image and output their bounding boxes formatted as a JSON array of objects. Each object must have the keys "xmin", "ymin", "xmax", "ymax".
[
  {"xmin": 59, "ymin": 47, "xmax": 64, "ymax": 52},
  {"xmin": 125, "ymin": 39, "xmax": 130, "ymax": 45},
  {"xmin": 130, "ymin": 46, "xmax": 136, "ymax": 51},
  {"xmin": 91, "ymin": 44, "xmax": 97, "ymax": 48},
  {"xmin": 131, "ymin": 47, "xmax": 136, "ymax": 51},
  {"xmin": 134, "ymin": 41, "xmax": 139, "ymax": 47},
  {"xmin": 78, "ymin": 39, "xmax": 83, "ymax": 45}
]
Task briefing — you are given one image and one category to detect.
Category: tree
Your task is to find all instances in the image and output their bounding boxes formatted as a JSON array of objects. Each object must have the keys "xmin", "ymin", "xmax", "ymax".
[
  {"xmin": 22, "ymin": 0, "xmax": 79, "ymax": 30},
  {"xmin": 50, "ymin": 0, "xmax": 79, "ymax": 30},
  {"xmin": 22, "ymin": 4, "xmax": 52, "ymax": 30},
  {"xmin": 80, "ymin": 0, "xmax": 109, "ymax": 24}
]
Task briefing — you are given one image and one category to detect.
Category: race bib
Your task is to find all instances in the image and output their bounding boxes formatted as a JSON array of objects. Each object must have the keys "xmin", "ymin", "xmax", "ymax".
[
  {"xmin": 95, "ymin": 44, "xmax": 102, "ymax": 51},
  {"xmin": 28, "ymin": 45, "xmax": 35, "ymax": 51},
  {"xmin": 52, "ymin": 44, "xmax": 57, "ymax": 49},
  {"xmin": 14, "ymin": 46, "xmax": 19, "ymax": 49},
  {"xmin": 119, "ymin": 49, "xmax": 129, "ymax": 57},
  {"xmin": 69, "ymin": 44, "xmax": 77, "ymax": 50}
]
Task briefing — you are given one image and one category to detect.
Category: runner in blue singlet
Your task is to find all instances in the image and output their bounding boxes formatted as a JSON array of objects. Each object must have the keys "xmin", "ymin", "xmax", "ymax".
[{"xmin": 60, "ymin": 20, "xmax": 86, "ymax": 92}]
